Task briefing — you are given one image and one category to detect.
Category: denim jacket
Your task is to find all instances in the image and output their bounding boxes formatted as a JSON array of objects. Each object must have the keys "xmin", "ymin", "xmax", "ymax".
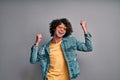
[{"xmin": 30, "ymin": 33, "xmax": 92, "ymax": 80}]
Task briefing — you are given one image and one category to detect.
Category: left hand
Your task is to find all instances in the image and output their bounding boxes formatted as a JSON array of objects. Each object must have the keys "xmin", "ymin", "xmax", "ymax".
[
  {"xmin": 80, "ymin": 20, "xmax": 87, "ymax": 28},
  {"xmin": 80, "ymin": 20, "xmax": 88, "ymax": 34}
]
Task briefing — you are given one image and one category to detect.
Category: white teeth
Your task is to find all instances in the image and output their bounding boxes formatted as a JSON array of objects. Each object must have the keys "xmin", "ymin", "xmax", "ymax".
[{"xmin": 59, "ymin": 31, "xmax": 64, "ymax": 34}]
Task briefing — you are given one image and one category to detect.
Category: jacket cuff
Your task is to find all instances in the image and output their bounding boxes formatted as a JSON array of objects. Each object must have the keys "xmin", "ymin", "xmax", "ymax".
[
  {"xmin": 84, "ymin": 33, "xmax": 92, "ymax": 37},
  {"xmin": 32, "ymin": 45, "xmax": 39, "ymax": 50}
]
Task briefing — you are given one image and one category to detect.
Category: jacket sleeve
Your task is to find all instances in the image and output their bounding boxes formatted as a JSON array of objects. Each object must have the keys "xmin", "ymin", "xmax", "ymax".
[
  {"xmin": 30, "ymin": 45, "xmax": 40, "ymax": 64},
  {"xmin": 76, "ymin": 33, "xmax": 93, "ymax": 52}
]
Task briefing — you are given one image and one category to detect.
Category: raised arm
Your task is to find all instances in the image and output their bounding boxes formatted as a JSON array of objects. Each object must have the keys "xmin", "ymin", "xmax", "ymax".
[
  {"xmin": 76, "ymin": 20, "xmax": 92, "ymax": 52},
  {"xmin": 30, "ymin": 33, "xmax": 43, "ymax": 64}
]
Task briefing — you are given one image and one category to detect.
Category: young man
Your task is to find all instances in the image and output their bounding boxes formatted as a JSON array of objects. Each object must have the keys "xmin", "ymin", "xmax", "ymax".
[{"xmin": 30, "ymin": 18, "xmax": 93, "ymax": 80}]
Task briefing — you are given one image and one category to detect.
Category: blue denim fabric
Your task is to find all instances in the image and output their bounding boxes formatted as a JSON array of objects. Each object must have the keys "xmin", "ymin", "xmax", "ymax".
[{"xmin": 30, "ymin": 34, "xmax": 92, "ymax": 80}]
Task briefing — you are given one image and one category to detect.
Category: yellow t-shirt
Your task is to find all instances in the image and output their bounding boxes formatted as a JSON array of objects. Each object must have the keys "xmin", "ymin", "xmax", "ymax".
[{"xmin": 46, "ymin": 41, "xmax": 70, "ymax": 80}]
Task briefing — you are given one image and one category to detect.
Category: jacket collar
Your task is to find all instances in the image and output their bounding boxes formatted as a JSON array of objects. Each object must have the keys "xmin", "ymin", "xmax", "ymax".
[{"xmin": 45, "ymin": 36, "xmax": 70, "ymax": 54}]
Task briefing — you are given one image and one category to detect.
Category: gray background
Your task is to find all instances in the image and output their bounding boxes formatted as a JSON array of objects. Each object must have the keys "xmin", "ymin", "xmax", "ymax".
[{"xmin": 0, "ymin": 0, "xmax": 120, "ymax": 80}]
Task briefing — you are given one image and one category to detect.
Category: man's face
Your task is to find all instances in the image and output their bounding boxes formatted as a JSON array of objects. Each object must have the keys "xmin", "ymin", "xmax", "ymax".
[{"xmin": 54, "ymin": 23, "xmax": 66, "ymax": 38}]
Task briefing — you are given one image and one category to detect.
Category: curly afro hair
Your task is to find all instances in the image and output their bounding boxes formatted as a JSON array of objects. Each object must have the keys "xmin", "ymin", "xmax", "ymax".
[{"xmin": 49, "ymin": 18, "xmax": 73, "ymax": 37}]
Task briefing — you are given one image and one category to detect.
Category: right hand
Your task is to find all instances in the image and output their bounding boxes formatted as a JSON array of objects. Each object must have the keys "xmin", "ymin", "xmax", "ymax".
[{"xmin": 35, "ymin": 33, "xmax": 43, "ymax": 46}]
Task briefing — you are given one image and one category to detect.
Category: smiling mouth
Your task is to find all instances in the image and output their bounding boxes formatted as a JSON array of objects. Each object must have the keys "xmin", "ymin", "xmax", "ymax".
[{"xmin": 58, "ymin": 31, "xmax": 64, "ymax": 35}]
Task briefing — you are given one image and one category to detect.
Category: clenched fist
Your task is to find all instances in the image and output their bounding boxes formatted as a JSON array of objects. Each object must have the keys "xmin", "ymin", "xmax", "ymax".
[
  {"xmin": 80, "ymin": 20, "xmax": 87, "ymax": 28},
  {"xmin": 80, "ymin": 20, "xmax": 88, "ymax": 34},
  {"xmin": 34, "ymin": 33, "xmax": 43, "ymax": 46}
]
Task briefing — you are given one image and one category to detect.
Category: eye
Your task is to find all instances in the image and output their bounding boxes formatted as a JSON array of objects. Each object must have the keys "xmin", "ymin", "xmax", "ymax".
[{"xmin": 63, "ymin": 28, "xmax": 66, "ymax": 31}]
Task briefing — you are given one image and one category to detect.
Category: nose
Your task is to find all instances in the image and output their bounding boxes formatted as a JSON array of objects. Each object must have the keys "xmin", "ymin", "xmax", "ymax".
[
  {"xmin": 60, "ymin": 27, "xmax": 66, "ymax": 31},
  {"xmin": 57, "ymin": 26, "xmax": 66, "ymax": 31}
]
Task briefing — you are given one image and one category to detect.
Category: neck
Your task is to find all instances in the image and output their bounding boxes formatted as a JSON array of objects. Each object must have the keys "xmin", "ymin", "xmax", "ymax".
[{"xmin": 52, "ymin": 36, "xmax": 62, "ymax": 44}]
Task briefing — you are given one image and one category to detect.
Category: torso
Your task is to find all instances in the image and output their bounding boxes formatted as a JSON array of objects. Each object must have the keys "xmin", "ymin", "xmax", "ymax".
[{"xmin": 46, "ymin": 41, "xmax": 70, "ymax": 80}]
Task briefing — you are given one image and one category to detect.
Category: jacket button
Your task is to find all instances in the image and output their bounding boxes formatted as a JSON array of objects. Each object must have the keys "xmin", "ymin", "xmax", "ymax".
[{"xmin": 74, "ymin": 58, "xmax": 76, "ymax": 61}]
